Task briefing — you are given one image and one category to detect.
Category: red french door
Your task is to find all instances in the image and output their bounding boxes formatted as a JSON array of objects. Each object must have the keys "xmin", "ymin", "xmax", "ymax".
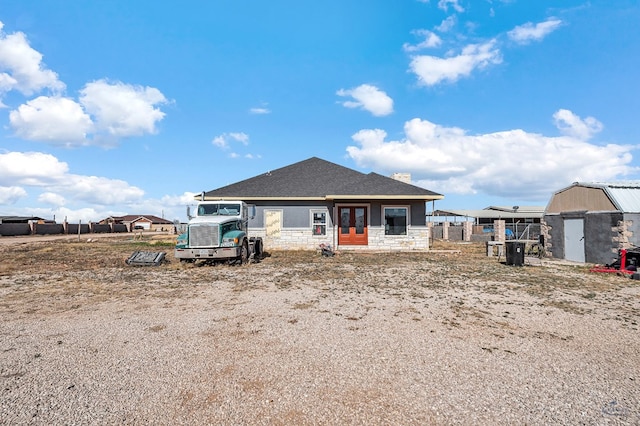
[{"xmin": 338, "ymin": 206, "xmax": 368, "ymax": 245}]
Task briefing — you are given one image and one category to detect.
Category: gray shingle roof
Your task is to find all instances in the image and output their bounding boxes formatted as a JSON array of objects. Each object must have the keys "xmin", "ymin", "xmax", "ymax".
[{"xmin": 202, "ymin": 157, "xmax": 443, "ymax": 201}]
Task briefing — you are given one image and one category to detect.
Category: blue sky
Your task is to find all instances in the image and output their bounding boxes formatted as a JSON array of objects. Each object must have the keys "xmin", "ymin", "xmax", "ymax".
[{"xmin": 1, "ymin": 0, "xmax": 639, "ymax": 223}]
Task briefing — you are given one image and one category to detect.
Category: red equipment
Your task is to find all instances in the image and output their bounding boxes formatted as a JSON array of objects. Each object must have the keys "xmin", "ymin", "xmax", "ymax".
[{"xmin": 590, "ymin": 248, "xmax": 640, "ymax": 274}]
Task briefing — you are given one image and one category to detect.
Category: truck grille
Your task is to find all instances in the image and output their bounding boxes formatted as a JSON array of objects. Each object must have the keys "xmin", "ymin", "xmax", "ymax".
[{"xmin": 189, "ymin": 224, "xmax": 220, "ymax": 248}]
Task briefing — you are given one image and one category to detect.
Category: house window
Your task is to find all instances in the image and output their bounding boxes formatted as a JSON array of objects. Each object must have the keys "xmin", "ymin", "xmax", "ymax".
[
  {"xmin": 384, "ymin": 207, "xmax": 407, "ymax": 235},
  {"xmin": 312, "ymin": 211, "xmax": 327, "ymax": 235}
]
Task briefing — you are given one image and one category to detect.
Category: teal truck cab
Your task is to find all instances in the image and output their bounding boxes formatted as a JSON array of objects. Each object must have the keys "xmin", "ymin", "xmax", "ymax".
[{"xmin": 175, "ymin": 200, "xmax": 263, "ymax": 264}]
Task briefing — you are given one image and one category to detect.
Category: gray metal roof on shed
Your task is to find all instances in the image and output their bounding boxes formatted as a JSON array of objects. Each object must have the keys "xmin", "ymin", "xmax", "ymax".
[
  {"xmin": 202, "ymin": 157, "xmax": 443, "ymax": 201},
  {"xmin": 434, "ymin": 206, "xmax": 544, "ymax": 220},
  {"xmin": 0, "ymin": 215, "xmax": 45, "ymax": 223},
  {"xmin": 555, "ymin": 182, "xmax": 640, "ymax": 213}
]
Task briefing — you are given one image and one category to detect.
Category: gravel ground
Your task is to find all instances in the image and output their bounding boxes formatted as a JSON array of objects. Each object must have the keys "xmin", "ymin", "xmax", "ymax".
[{"xmin": 1, "ymin": 240, "xmax": 639, "ymax": 425}]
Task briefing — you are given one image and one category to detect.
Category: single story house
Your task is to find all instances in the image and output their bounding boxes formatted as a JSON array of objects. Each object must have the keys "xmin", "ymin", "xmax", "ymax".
[
  {"xmin": 199, "ymin": 157, "xmax": 443, "ymax": 251},
  {"xmin": 544, "ymin": 181, "xmax": 640, "ymax": 264},
  {"xmin": 102, "ymin": 215, "xmax": 175, "ymax": 231}
]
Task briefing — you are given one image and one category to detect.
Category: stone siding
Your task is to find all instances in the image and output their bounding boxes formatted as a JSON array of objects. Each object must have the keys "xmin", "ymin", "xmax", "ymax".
[
  {"xmin": 365, "ymin": 227, "xmax": 430, "ymax": 251},
  {"xmin": 249, "ymin": 226, "xmax": 430, "ymax": 251},
  {"xmin": 249, "ymin": 228, "xmax": 331, "ymax": 251},
  {"xmin": 614, "ymin": 220, "xmax": 632, "ymax": 249},
  {"xmin": 493, "ymin": 220, "xmax": 506, "ymax": 243}
]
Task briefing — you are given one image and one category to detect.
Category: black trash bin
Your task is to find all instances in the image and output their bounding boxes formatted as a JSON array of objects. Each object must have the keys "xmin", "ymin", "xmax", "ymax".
[{"xmin": 505, "ymin": 241, "xmax": 525, "ymax": 266}]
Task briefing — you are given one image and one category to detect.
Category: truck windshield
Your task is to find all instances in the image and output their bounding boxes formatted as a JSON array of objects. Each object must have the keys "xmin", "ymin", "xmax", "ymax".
[{"xmin": 198, "ymin": 203, "xmax": 240, "ymax": 216}]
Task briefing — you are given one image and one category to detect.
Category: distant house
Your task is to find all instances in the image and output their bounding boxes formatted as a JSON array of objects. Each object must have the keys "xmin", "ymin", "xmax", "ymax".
[
  {"xmin": 544, "ymin": 181, "xmax": 640, "ymax": 264},
  {"xmin": 200, "ymin": 157, "xmax": 443, "ymax": 251},
  {"xmin": 102, "ymin": 215, "xmax": 174, "ymax": 232}
]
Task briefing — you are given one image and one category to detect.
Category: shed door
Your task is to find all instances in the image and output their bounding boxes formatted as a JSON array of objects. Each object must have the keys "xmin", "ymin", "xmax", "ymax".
[{"xmin": 564, "ymin": 218, "xmax": 585, "ymax": 262}]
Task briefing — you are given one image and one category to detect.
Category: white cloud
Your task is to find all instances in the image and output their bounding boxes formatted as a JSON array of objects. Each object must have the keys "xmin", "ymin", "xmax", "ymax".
[
  {"xmin": 250, "ymin": 107, "xmax": 270, "ymax": 114},
  {"xmin": 409, "ymin": 40, "xmax": 502, "ymax": 86},
  {"xmin": 212, "ymin": 135, "xmax": 227, "ymax": 148},
  {"xmin": 227, "ymin": 152, "xmax": 262, "ymax": 160},
  {"xmin": 8, "ymin": 80, "xmax": 169, "ymax": 147},
  {"xmin": 79, "ymin": 191, "xmax": 199, "ymax": 224},
  {"xmin": 212, "ymin": 133, "xmax": 260, "ymax": 160},
  {"xmin": 0, "ymin": 22, "xmax": 169, "ymax": 148},
  {"xmin": 0, "ymin": 21, "xmax": 65, "ymax": 97},
  {"xmin": 336, "ymin": 84, "xmax": 394, "ymax": 117},
  {"xmin": 508, "ymin": 18, "xmax": 563, "ymax": 44},
  {"xmin": 437, "ymin": 0, "xmax": 464, "ymax": 13},
  {"xmin": 38, "ymin": 192, "xmax": 65, "ymax": 206},
  {"xmin": 435, "ymin": 16, "xmax": 457, "ymax": 32},
  {"xmin": 0, "ymin": 151, "xmax": 69, "ymax": 186},
  {"xmin": 161, "ymin": 191, "xmax": 199, "ymax": 206},
  {"xmin": 346, "ymin": 112, "xmax": 635, "ymax": 201},
  {"xmin": 63, "ymin": 175, "xmax": 144, "ymax": 205},
  {"xmin": 553, "ymin": 109, "xmax": 603, "ymax": 141},
  {"xmin": 23, "ymin": 206, "xmax": 107, "ymax": 224},
  {"xmin": 403, "ymin": 30, "xmax": 442, "ymax": 52},
  {"xmin": 0, "ymin": 150, "xmax": 152, "ymax": 224},
  {"xmin": 9, "ymin": 96, "xmax": 94, "ymax": 145},
  {"xmin": 212, "ymin": 132, "xmax": 250, "ymax": 149},
  {"xmin": 0, "ymin": 186, "xmax": 27, "ymax": 204},
  {"xmin": 79, "ymin": 79, "xmax": 168, "ymax": 138},
  {"xmin": 0, "ymin": 151, "xmax": 144, "ymax": 206},
  {"xmin": 229, "ymin": 132, "xmax": 249, "ymax": 145}
]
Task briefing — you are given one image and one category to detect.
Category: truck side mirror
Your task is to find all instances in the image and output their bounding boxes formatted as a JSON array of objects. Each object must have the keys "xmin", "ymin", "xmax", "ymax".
[
  {"xmin": 186, "ymin": 206, "xmax": 192, "ymax": 220},
  {"xmin": 249, "ymin": 205, "xmax": 256, "ymax": 220}
]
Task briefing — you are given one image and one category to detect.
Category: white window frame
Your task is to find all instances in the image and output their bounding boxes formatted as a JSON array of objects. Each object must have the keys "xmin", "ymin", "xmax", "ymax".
[
  {"xmin": 383, "ymin": 205, "xmax": 409, "ymax": 236},
  {"xmin": 311, "ymin": 209, "xmax": 327, "ymax": 236}
]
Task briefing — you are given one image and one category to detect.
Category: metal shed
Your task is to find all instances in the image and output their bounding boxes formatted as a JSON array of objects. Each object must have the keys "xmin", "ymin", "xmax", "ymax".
[{"xmin": 544, "ymin": 182, "xmax": 640, "ymax": 264}]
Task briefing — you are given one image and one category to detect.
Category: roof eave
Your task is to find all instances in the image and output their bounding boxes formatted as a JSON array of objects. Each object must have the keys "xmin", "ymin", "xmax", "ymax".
[
  {"xmin": 200, "ymin": 195, "xmax": 444, "ymax": 201},
  {"xmin": 201, "ymin": 196, "xmax": 327, "ymax": 201},
  {"xmin": 326, "ymin": 194, "xmax": 444, "ymax": 201}
]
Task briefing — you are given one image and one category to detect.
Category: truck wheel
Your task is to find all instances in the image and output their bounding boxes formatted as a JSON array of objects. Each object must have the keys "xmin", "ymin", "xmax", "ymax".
[
  {"xmin": 253, "ymin": 239, "xmax": 263, "ymax": 261},
  {"xmin": 237, "ymin": 241, "xmax": 249, "ymax": 265}
]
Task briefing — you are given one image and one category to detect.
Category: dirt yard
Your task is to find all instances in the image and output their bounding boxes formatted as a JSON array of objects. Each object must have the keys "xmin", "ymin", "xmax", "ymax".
[{"xmin": 1, "ymin": 236, "xmax": 639, "ymax": 425}]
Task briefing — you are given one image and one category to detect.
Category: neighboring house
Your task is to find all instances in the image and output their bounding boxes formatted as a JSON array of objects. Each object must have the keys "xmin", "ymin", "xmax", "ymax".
[
  {"xmin": 544, "ymin": 181, "xmax": 640, "ymax": 264},
  {"xmin": 200, "ymin": 157, "xmax": 443, "ymax": 251},
  {"xmin": 102, "ymin": 215, "xmax": 174, "ymax": 231}
]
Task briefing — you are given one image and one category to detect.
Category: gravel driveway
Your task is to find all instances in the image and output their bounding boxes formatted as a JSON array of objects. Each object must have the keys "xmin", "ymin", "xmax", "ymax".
[{"xmin": 1, "ymin": 240, "xmax": 639, "ymax": 424}]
